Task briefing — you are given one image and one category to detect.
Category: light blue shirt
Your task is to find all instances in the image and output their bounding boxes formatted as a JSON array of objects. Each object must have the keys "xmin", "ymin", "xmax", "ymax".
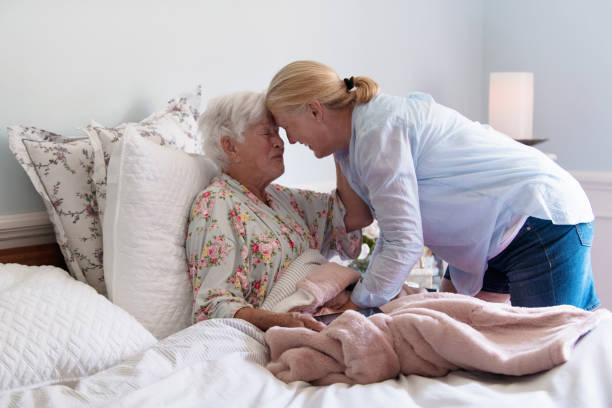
[{"xmin": 335, "ymin": 93, "xmax": 594, "ymax": 307}]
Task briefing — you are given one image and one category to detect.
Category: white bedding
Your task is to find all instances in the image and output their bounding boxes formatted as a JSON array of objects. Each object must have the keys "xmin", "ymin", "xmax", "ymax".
[
  {"xmin": 2, "ymin": 263, "xmax": 612, "ymax": 407},
  {"xmin": 0, "ymin": 264, "xmax": 156, "ymax": 392},
  {"xmin": 2, "ymin": 312, "xmax": 612, "ymax": 407}
]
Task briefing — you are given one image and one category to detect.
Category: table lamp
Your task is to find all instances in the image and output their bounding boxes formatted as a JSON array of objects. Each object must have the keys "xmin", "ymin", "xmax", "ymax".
[{"xmin": 488, "ymin": 72, "xmax": 535, "ymax": 142}]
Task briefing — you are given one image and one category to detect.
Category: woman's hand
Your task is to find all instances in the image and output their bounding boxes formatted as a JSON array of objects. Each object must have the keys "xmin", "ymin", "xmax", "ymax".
[
  {"xmin": 274, "ymin": 312, "xmax": 327, "ymax": 331},
  {"xmin": 315, "ymin": 298, "xmax": 360, "ymax": 316},
  {"xmin": 339, "ymin": 299, "xmax": 360, "ymax": 311},
  {"xmin": 235, "ymin": 307, "xmax": 326, "ymax": 332}
]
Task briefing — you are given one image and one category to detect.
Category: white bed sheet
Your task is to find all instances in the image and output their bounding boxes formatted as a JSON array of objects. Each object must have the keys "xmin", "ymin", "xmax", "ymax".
[{"xmin": 3, "ymin": 314, "xmax": 611, "ymax": 408}]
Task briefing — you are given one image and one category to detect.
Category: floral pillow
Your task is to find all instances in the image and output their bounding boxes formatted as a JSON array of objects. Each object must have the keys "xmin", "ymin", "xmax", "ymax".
[
  {"xmin": 8, "ymin": 127, "xmax": 106, "ymax": 293},
  {"xmin": 85, "ymin": 85, "xmax": 203, "ymax": 222},
  {"xmin": 7, "ymin": 86, "xmax": 203, "ymax": 295},
  {"xmin": 23, "ymin": 137, "xmax": 105, "ymax": 293}
]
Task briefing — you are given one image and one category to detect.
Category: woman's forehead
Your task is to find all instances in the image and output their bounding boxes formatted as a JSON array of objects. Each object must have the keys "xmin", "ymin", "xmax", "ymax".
[
  {"xmin": 271, "ymin": 111, "xmax": 295, "ymax": 127},
  {"xmin": 252, "ymin": 114, "xmax": 276, "ymax": 129}
]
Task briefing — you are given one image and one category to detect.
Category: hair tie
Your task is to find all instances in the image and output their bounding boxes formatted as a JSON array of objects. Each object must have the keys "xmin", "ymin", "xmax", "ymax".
[{"xmin": 344, "ymin": 76, "xmax": 355, "ymax": 92}]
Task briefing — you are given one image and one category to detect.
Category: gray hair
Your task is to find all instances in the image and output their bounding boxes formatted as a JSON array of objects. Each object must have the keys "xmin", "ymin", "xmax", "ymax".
[{"xmin": 198, "ymin": 91, "xmax": 267, "ymax": 170}]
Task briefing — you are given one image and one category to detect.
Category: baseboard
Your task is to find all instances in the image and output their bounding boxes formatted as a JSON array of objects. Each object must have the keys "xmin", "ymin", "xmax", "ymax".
[
  {"xmin": 0, "ymin": 211, "xmax": 55, "ymax": 250},
  {"xmin": 0, "ymin": 172, "xmax": 609, "ymax": 249},
  {"xmin": 571, "ymin": 171, "xmax": 612, "ymax": 220},
  {"xmin": 571, "ymin": 170, "xmax": 612, "ymax": 188}
]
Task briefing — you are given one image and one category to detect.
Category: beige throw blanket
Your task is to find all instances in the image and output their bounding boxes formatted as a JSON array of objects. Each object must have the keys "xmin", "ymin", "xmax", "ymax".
[{"xmin": 265, "ymin": 260, "xmax": 609, "ymax": 385}]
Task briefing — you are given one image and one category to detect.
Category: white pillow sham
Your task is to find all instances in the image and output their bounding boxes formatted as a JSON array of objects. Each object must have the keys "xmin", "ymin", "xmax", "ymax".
[
  {"xmin": 104, "ymin": 126, "xmax": 219, "ymax": 339},
  {"xmin": 0, "ymin": 263, "xmax": 156, "ymax": 391}
]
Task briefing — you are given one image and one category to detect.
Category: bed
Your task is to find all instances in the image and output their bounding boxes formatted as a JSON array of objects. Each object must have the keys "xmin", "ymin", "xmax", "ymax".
[
  {"xmin": 3, "ymin": 87, "xmax": 611, "ymax": 407},
  {"xmin": 1, "ymin": 262, "xmax": 611, "ymax": 408}
]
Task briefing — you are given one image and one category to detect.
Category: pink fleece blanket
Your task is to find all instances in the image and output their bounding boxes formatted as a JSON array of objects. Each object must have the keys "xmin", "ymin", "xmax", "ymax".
[{"xmin": 265, "ymin": 292, "xmax": 609, "ymax": 385}]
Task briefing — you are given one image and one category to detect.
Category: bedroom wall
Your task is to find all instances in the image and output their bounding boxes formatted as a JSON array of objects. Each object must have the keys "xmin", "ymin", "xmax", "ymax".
[
  {"xmin": 483, "ymin": 0, "xmax": 612, "ymax": 173},
  {"xmin": 483, "ymin": 0, "xmax": 612, "ymax": 309},
  {"xmin": 2, "ymin": 1, "xmax": 610, "ymax": 307},
  {"xmin": 0, "ymin": 0, "xmax": 484, "ymax": 216}
]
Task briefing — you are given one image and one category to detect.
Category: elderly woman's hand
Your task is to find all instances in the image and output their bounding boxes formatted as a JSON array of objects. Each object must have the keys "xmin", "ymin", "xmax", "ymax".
[
  {"xmin": 235, "ymin": 307, "xmax": 326, "ymax": 332},
  {"xmin": 276, "ymin": 312, "xmax": 327, "ymax": 331}
]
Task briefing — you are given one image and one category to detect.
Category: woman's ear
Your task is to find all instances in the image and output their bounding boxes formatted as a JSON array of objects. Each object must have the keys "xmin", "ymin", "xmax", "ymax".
[
  {"xmin": 221, "ymin": 136, "xmax": 241, "ymax": 163},
  {"xmin": 307, "ymin": 100, "xmax": 324, "ymax": 122}
]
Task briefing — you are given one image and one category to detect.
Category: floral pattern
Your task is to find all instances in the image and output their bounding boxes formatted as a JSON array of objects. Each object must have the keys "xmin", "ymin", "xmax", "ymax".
[
  {"xmin": 7, "ymin": 86, "xmax": 203, "ymax": 296},
  {"xmin": 186, "ymin": 173, "xmax": 362, "ymax": 322},
  {"xmin": 85, "ymin": 85, "xmax": 203, "ymax": 222},
  {"xmin": 12, "ymin": 134, "xmax": 106, "ymax": 294}
]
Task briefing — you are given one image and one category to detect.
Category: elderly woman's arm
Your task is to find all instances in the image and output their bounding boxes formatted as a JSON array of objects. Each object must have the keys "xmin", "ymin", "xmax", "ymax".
[
  {"xmin": 234, "ymin": 307, "xmax": 325, "ymax": 331},
  {"xmin": 335, "ymin": 160, "xmax": 373, "ymax": 232},
  {"xmin": 187, "ymin": 188, "xmax": 257, "ymax": 322}
]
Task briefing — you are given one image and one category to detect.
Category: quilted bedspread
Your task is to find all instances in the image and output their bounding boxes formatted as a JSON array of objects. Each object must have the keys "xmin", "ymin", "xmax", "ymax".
[{"xmin": 0, "ymin": 263, "xmax": 156, "ymax": 391}]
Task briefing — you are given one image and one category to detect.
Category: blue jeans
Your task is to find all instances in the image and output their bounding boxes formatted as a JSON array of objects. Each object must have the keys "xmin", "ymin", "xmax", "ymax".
[{"xmin": 444, "ymin": 217, "xmax": 600, "ymax": 310}]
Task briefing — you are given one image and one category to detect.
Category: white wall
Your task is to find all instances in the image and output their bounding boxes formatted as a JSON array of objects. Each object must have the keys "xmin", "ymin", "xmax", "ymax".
[
  {"xmin": 483, "ymin": 0, "xmax": 612, "ymax": 172},
  {"xmin": 1, "ymin": 0, "xmax": 610, "ymax": 306},
  {"xmin": 0, "ymin": 0, "xmax": 484, "ymax": 215},
  {"xmin": 483, "ymin": 0, "xmax": 612, "ymax": 310}
]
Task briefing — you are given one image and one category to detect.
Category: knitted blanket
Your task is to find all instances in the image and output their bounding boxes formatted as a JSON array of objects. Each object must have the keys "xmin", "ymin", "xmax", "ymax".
[{"xmin": 260, "ymin": 249, "xmax": 363, "ymax": 314}]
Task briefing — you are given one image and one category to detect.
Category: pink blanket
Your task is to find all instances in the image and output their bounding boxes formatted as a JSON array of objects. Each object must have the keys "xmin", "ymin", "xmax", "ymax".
[{"xmin": 265, "ymin": 292, "xmax": 609, "ymax": 385}]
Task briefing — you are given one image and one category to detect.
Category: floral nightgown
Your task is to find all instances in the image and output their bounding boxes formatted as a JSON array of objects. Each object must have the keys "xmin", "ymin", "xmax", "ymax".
[{"xmin": 186, "ymin": 173, "xmax": 362, "ymax": 322}]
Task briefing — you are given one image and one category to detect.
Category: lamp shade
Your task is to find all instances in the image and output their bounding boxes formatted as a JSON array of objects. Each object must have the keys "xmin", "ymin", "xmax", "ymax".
[{"xmin": 488, "ymin": 72, "xmax": 534, "ymax": 140}]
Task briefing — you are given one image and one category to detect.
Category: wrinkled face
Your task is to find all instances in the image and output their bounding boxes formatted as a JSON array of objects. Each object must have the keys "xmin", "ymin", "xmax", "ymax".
[
  {"xmin": 273, "ymin": 109, "xmax": 331, "ymax": 159},
  {"xmin": 234, "ymin": 115, "xmax": 285, "ymax": 181}
]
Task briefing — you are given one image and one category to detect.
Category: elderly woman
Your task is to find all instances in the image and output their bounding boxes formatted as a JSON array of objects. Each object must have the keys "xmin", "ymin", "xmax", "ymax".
[{"xmin": 186, "ymin": 91, "xmax": 371, "ymax": 331}]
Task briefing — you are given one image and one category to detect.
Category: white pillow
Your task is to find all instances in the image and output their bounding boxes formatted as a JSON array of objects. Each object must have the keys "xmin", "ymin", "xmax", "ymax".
[
  {"xmin": 7, "ymin": 86, "xmax": 203, "ymax": 295},
  {"xmin": 85, "ymin": 84, "xmax": 203, "ymax": 224},
  {"xmin": 0, "ymin": 263, "xmax": 156, "ymax": 391},
  {"xmin": 104, "ymin": 126, "xmax": 219, "ymax": 339}
]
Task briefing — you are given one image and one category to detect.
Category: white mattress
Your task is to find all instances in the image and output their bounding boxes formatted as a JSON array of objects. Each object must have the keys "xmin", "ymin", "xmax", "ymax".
[{"xmin": 3, "ymin": 313, "xmax": 612, "ymax": 407}]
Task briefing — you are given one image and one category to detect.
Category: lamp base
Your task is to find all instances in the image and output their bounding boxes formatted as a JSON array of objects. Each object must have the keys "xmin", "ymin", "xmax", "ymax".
[{"xmin": 515, "ymin": 138, "xmax": 548, "ymax": 146}]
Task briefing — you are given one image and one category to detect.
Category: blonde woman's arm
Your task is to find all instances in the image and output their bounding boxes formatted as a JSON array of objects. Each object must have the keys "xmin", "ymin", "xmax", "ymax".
[{"xmin": 335, "ymin": 160, "xmax": 373, "ymax": 232}]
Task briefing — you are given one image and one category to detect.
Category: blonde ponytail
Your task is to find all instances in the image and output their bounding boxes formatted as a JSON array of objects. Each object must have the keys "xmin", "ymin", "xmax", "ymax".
[
  {"xmin": 266, "ymin": 60, "xmax": 379, "ymax": 113},
  {"xmin": 352, "ymin": 76, "xmax": 380, "ymax": 105}
]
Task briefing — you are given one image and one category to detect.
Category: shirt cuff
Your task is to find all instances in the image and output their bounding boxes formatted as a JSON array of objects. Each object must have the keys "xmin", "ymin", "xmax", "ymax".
[{"xmin": 350, "ymin": 279, "xmax": 396, "ymax": 308}]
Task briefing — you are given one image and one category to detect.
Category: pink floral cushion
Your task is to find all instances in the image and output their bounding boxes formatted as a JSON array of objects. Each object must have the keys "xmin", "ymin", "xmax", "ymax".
[{"xmin": 7, "ymin": 86, "xmax": 203, "ymax": 295}]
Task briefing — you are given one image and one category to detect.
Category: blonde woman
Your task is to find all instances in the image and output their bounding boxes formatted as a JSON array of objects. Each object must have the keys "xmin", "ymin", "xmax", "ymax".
[{"xmin": 266, "ymin": 60, "xmax": 599, "ymax": 311}]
